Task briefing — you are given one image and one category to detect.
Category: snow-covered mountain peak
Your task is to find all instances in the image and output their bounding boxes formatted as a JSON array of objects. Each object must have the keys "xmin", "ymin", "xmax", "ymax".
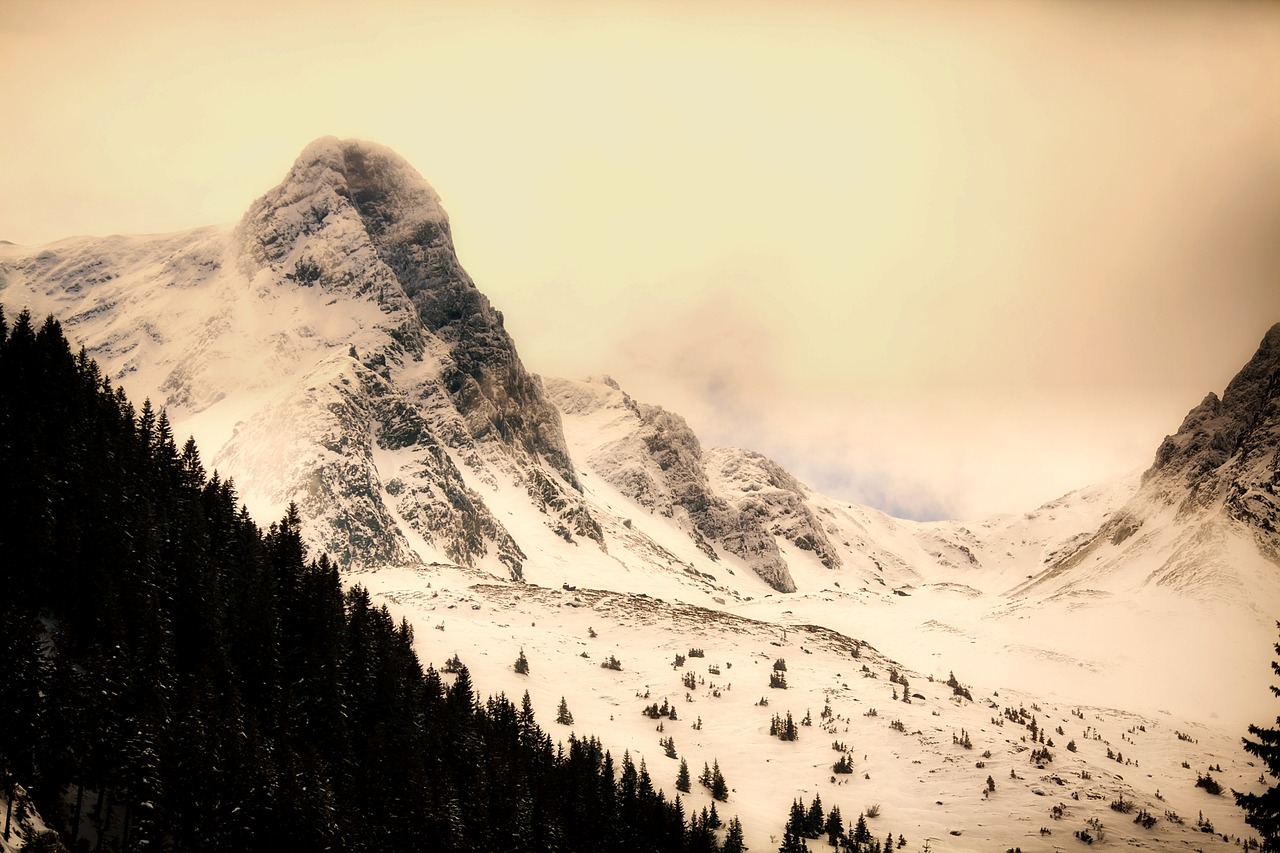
[
  {"xmin": 234, "ymin": 138, "xmax": 441, "ymax": 313},
  {"xmin": 244, "ymin": 136, "xmax": 449, "ymax": 252},
  {"xmin": 1007, "ymin": 323, "xmax": 1280, "ymax": 604},
  {"xmin": 1143, "ymin": 322, "xmax": 1280, "ymax": 523}
]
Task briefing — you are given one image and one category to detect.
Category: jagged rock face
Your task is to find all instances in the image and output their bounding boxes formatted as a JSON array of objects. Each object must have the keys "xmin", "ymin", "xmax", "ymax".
[
  {"xmin": 237, "ymin": 137, "xmax": 579, "ymax": 490},
  {"xmin": 1144, "ymin": 323, "xmax": 1280, "ymax": 548},
  {"xmin": 210, "ymin": 352, "xmax": 514, "ymax": 576},
  {"xmin": 545, "ymin": 376, "xmax": 797, "ymax": 592},
  {"xmin": 1019, "ymin": 323, "xmax": 1280, "ymax": 600},
  {"xmin": 705, "ymin": 448, "xmax": 843, "ymax": 571},
  {"xmin": 227, "ymin": 137, "xmax": 602, "ymax": 571}
]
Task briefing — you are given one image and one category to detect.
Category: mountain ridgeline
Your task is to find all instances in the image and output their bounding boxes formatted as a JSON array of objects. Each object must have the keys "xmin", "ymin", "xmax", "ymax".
[
  {"xmin": 0, "ymin": 136, "xmax": 1276, "ymax": 604},
  {"xmin": 1009, "ymin": 322, "xmax": 1280, "ymax": 601},
  {"xmin": 0, "ymin": 308, "xmax": 726, "ymax": 852}
]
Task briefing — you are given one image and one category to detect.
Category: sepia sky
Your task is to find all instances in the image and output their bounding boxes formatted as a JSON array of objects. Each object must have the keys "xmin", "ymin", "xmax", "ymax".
[{"xmin": 2, "ymin": 0, "xmax": 1278, "ymax": 520}]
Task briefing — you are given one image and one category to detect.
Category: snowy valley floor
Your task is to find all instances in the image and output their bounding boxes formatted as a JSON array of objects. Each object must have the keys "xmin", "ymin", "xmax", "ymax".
[{"xmin": 362, "ymin": 564, "xmax": 1269, "ymax": 852}]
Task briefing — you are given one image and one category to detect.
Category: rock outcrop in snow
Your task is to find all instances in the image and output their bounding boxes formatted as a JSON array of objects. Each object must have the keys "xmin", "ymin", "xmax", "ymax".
[
  {"xmin": 544, "ymin": 375, "xmax": 798, "ymax": 592},
  {"xmin": 1145, "ymin": 323, "xmax": 1280, "ymax": 544},
  {"xmin": 1008, "ymin": 324, "xmax": 1280, "ymax": 604},
  {"xmin": 237, "ymin": 138, "xmax": 580, "ymax": 488},
  {"xmin": 705, "ymin": 447, "xmax": 843, "ymax": 571}
]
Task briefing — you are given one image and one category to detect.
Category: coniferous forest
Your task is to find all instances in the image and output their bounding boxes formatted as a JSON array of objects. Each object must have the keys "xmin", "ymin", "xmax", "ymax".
[{"xmin": 0, "ymin": 307, "xmax": 718, "ymax": 852}]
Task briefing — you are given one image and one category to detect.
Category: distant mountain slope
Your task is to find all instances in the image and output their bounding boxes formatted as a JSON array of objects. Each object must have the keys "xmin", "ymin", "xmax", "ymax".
[
  {"xmin": 544, "ymin": 375, "xmax": 801, "ymax": 592},
  {"xmin": 544, "ymin": 375, "xmax": 1143, "ymax": 598},
  {"xmin": 1147, "ymin": 324, "xmax": 1280, "ymax": 540},
  {"xmin": 1009, "ymin": 323, "xmax": 1280, "ymax": 609}
]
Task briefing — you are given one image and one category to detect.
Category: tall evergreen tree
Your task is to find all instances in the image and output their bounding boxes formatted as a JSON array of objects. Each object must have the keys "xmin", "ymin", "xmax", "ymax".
[
  {"xmin": 804, "ymin": 793, "xmax": 823, "ymax": 838},
  {"xmin": 711, "ymin": 759, "xmax": 729, "ymax": 801},
  {"xmin": 723, "ymin": 817, "xmax": 746, "ymax": 853},
  {"xmin": 1236, "ymin": 621, "xmax": 1280, "ymax": 850},
  {"xmin": 852, "ymin": 813, "xmax": 871, "ymax": 845},
  {"xmin": 786, "ymin": 799, "xmax": 806, "ymax": 837},
  {"xmin": 825, "ymin": 804, "xmax": 843, "ymax": 846},
  {"xmin": 676, "ymin": 757, "xmax": 691, "ymax": 793}
]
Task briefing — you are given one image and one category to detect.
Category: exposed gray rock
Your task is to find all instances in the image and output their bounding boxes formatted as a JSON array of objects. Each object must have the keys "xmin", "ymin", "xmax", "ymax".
[
  {"xmin": 1145, "ymin": 323, "xmax": 1280, "ymax": 549},
  {"xmin": 1021, "ymin": 323, "xmax": 1280, "ymax": 598},
  {"xmin": 248, "ymin": 137, "xmax": 581, "ymax": 490},
  {"xmin": 220, "ymin": 137, "xmax": 602, "ymax": 570},
  {"xmin": 544, "ymin": 376, "xmax": 796, "ymax": 592},
  {"xmin": 705, "ymin": 447, "xmax": 843, "ymax": 571}
]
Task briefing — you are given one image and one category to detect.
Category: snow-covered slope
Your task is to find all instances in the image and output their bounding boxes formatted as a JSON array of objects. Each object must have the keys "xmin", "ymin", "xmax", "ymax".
[
  {"xmin": 358, "ymin": 562, "xmax": 1269, "ymax": 852},
  {"xmin": 2, "ymin": 137, "xmax": 1277, "ymax": 850}
]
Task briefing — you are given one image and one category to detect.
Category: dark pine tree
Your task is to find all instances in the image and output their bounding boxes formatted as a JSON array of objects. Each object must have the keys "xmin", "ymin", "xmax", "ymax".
[
  {"xmin": 711, "ymin": 759, "xmax": 729, "ymax": 802},
  {"xmin": 676, "ymin": 757, "xmax": 691, "ymax": 793},
  {"xmin": 1236, "ymin": 621, "xmax": 1280, "ymax": 851},
  {"xmin": 804, "ymin": 793, "xmax": 823, "ymax": 838},
  {"xmin": 852, "ymin": 813, "xmax": 872, "ymax": 845},
  {"xmin": 825, "ymin": 804, "xmax": 844, "ymax": 846},
  {"xmin": 556, "ymin": 696, "xmax": 574, "ymax": 726},
  {"xmin": 723, "ymin": 816, "xmax": 746, "ymax": 853}
]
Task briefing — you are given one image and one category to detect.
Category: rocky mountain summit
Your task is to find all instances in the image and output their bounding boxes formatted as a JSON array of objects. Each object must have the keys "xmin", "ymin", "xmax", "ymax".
[
  {"xmin": 1009, "ymin": 324, "xmax": 1280, "ymax": 603},
  {"xmin": 1146, "ymin": 323, "xmax": 1280, "ymax": 541},
  {"xmin": 238, "ymin": 138, "xmax": 581, "ymax": 488}
]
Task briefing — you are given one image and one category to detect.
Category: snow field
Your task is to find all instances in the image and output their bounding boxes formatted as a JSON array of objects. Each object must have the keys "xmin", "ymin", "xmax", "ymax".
[{"xmin": 365, "ymin": 565, "xmax": 1266, "ymax": 851}]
